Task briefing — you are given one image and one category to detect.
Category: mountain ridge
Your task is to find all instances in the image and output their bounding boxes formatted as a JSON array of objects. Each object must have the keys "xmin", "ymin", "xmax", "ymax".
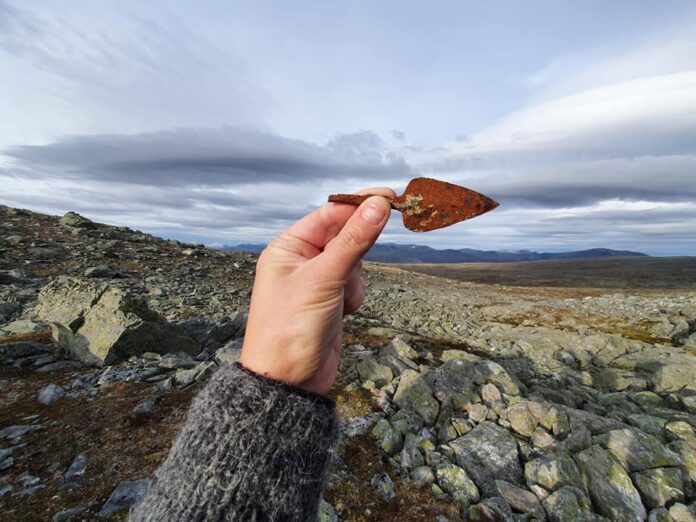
[{"xmin": 220, "ymin": 242, "xmax": 648, "ymax": 263}]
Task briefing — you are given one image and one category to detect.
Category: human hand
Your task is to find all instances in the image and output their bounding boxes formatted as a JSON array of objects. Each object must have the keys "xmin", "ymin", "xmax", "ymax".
[{"xmin": 239, "ymin": 187, "xmax": 395, "ymax": 396}]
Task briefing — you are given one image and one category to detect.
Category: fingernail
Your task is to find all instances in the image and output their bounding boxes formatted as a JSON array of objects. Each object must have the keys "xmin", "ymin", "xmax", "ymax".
[{"xmin": 361, "ymin": 201, "xmax": 386, "ymax": 225}]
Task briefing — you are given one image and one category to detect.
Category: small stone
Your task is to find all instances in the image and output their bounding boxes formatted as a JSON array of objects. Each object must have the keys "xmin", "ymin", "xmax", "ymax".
[
  {"xmin": 371, "ymin": 473, "xmax": 395, "ymax": 502},
  {"xmin": 372, "ymin": 419, "xmax": 403, "ymax": 455},
  {"xmin": 411, "ymin": 466, "xmax": 436, "ymax": 488},
  {"xmin": 318, "ymin": 498, "xmax": 338, "ymax": 522},
  {"xmin": 0, "ymin": 424, "xmax": 43, "ymax": 441},
  {"xmin": 38, "ymin": 383, "xmax": 66, "ymax": 405},
  {"xmin": 467, "ymin": 497, "xmax": 515, "ymax": 522},
  {"xmin": 62, "ymin": 453, "xmax": 88, "ymax": 484},
  {"xmin": 356, "ymin": 357, "xmax": 393, "ymax": 387},
  {"xmin": 97, "ymin": 479, "xmax": 151, "ymax": 517}
]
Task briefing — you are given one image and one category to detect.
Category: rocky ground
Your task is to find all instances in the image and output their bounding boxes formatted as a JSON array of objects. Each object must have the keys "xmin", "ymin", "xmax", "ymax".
[{"xmin": 1, "ymin": 204, "xmax": 696, "ymax": 521}]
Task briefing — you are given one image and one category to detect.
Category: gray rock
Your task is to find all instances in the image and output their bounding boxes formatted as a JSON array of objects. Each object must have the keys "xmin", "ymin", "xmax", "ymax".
[
  {"xmin": 411, "ymin": 466, "xmax": 436, "ymax": 488},
  {"xmin": 371, "ymin": 473, "xmax": 396, "ymax": 502},
  {"xmin": 214, "ymin": 340, "xmax": 242, "ymax": 365},
  {"xmin": 391, "ymin": 408, "xmax": 424, "ymax": 435},
  {"xmin": 356, "ymin": 356, "xmax": 393, "ymax": 386},
  {"xmin": 83, "ymin": 266, "xmax": 120, "ymax": 278},
  {"xmin": 507, "ymin": 400, "xmax": 548, "ymax": 437},
  {"xmin": 652, "ymin": 363, "xmax": 696, "ymax": 393},
  {"xmin": 525, "ymin": 452, "xmax": 586, "ymax": 493},
  {"xmin": 467, "ymin": 497, "xmax": 515, "ymax": 522},
  {"xmin": 494, "ymin": 480, "xmax": 545, "ymax": 520},
  {"xmin": 0, "ymin": 447, "xmax": 14, "ymax": 471},
  {"xmin": 449, "ymin": 421, "xmax": 523, "ymax": 497},
  {"xmin": 318, "ymin": 498, "xmax": 338, "ymax": 522},
  {"xmin": 38, "ymin": 383, "xmax": 66, "ymax": 405},
  {"xmin": 62, "ymin": 453, "xmax": 88, "ymax": 484},
  {"xmin": 0, "ymin": 302, "xmax": 22, "ymax": 321},
  {"xmin": 574, "ymin": 445, "xmax": 646, "ymax": 522},
  {"xmin": 393, "ymin": 369, "xmax": 439, "ymax": 425},
  {"xmin": 38, "ymin": 278, "xmax": 199, "ymax": 365},
  {"xmin": 668, "ymin": 503, "xmax": 696, "ymax": 522},
  {"xmin": 372, "ymin": 418, "xmax": 403, "ymax": 455},
  {"xmin": 436, "ymin": 463, "xmax": 480, "ymax": 507},
  {"xmin": 598, "ymin": 428, "xmax": 683, "ymax": 472},
  {"xmin": 97, "ymin": 479, "xmax": 151, "ymax": 517},
  {"xmin": 632, "ymin": 467, "xmax": 684, "ymax": 508},
  {"xmin": 0, "ymin": 424, "xmax": 43, "ymax": 441},
  {"xmin": 52, "ymin": 502, "xmax": 99, "ymax": 522},
  {"xmin": 541, "ymin": 487, "xmax": 593, "ymax": 522},
  {"xmin": 60, "ymin": 211, "xmax": 95, "ymax": 229},
  {"xmin": 37, "ymin": 360, "xmax": 82, "ymax": 372},
  {"xmin": 2, "ymin": 319, "xmax": 46, "ymax": 335}
]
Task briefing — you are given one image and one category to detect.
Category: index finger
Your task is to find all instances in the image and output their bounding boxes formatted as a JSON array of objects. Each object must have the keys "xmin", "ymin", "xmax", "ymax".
[{"xmin": 280, "ymin": 186, "xmax": 396, "ymax": 252}]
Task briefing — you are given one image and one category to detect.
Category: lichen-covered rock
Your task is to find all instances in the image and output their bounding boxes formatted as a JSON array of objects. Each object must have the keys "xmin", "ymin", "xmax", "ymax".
[
  {"xmin": 60, "ymin": 211, "xmax": 95, "ymax": 229},
  {"xmin": 356, "ymin": 356, "xmax": 393, "ymax": 387},
  {"xmin": 574, "ymin": 445, "xmax": 646, "ymax": 522},
  {"xmin": 494, "ymin": 480, "xmax": 545, "ymax": 519},
  {"xmin": 541, "ymin": 487, "xmax": 592, "ymax": 522},
  {"xmin": 410, "ymin": 466, "xmax": 435, "ymax": 488},
  {"xmin": 632, "ymin": 467, "xmax": 684, "ymax": 508},
  {"xmin": 393, "ymin": 369, "xmax": 439, "ymax": 425},
  {"xmin": 652, "ymin": 362, "xmax": 696, "ymax": 393},
  {"xmin": 372, "ymin": 419, "xmax": 403, "ymax": 455},
  {"xmin": 467, "ymin": 497, "xmax": 515, "ymax": 522},
  {"xmin": 598, "ymin": 428, "xmax": 683, "ymax": 472},
  {"xmin": 449, "ymin": 421, "xmax": 523, "ymax": 497},
  {"xmin": 38, "ymin": 278, "xmax": 198, "ymax": 365},
  {"xmin": 371, "ymin": 473, "xmax": 395, "ymax": 502},
  {"xmin": 525, "ymin": 452, "xmax": 586, "ymax": 493},
  {"xmin": 506, "ymin": 399, "xmax": 548, "ymax": 437},
  {"xmin": 435, "ymin": 463, "xmax": 479, "ymax": 507}
]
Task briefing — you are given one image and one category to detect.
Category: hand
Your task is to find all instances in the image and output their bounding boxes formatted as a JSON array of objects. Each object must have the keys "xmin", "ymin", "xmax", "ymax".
[{"xmin": 239, "ymin": 187, "xmax": 395, "ymax": 396}]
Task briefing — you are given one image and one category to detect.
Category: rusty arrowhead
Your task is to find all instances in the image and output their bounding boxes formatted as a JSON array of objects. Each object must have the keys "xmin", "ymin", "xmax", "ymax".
[{"xmin": 328, "ymin": 177, "xmax": 499, "ymax": 232}]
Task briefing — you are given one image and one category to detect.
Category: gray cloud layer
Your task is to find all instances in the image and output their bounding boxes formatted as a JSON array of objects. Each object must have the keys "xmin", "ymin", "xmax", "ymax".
[{"xmin": 6, "ymin": 127, "xmax": 411, "ymax": 186}]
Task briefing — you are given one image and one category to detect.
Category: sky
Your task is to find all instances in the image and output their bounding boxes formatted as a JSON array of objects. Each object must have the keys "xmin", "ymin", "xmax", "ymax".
[{"xmin": 1, "ymin": 1, "xmax": 695, "ymax": 255}]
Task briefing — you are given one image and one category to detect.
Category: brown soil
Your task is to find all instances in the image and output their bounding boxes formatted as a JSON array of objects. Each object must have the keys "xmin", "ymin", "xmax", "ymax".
[{"xmin": 0, "ymin": 366, "xmax": 200, "ymax": 521}]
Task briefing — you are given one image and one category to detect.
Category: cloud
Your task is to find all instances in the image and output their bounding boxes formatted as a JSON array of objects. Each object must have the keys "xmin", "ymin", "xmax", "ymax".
[
  {"xmin": 456, "ymin": 155, "xmax": 696, "ymax": 208},
  {"xmin": 5, "ymin": 127, "xmax": 412, "ymax": 186}
]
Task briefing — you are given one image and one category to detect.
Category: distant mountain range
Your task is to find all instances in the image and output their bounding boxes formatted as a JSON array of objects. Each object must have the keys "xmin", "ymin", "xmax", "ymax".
[{"xmin": 220, "ymin": 243, "xmax": 647, "ymax": 263}]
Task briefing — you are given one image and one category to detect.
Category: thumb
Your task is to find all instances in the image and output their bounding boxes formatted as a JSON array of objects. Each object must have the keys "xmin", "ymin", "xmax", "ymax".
[{"xmin": 317, "ymin": 196, "xmax": 391, "ymax": 280}]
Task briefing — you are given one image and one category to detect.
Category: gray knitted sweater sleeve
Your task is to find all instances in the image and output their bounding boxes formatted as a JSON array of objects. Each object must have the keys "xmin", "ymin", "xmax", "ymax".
[{"xmin": 130, "ymin": 362, "xmax": 339, "ymax": 522}]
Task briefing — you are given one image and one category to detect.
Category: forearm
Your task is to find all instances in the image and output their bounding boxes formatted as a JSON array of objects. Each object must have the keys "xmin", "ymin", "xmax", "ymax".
[{"xmin": 130, "ymin": 363, "xmax": 339, "ymax": 522}]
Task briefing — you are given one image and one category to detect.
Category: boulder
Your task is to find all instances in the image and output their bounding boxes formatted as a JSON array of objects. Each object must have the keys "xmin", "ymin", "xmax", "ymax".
[
  {"xmin": 597, "ymin": 428, "xmax": 682, "ymax": 472},
  {"xmin": 632, "ymin": 467, "xmax": 684, "ymax": 508},
  {"xmin": 541, "ymin": 487, "xmax": 593, "ymax": 522},
  {"xmin": 525, "ymin": 452, "xmax": 586, "ymax": 493},
  {"xmin": 494, "ymin": 480, "xmax": 545, "ymax": 519},
  {"xmin": 449, "ymin": 421, "xmax": 523, "ymax": 497},
  {"xmin": 652, "ymin": 362, "xmax": 696, "ymax": 393},
  {"xmin": 393, "ymin": 369, "xmax": 439, "ymax": 425},
  {"xmin": 37, "ymin": 277, "xmax": 198, "ymax": 366},
  {"xmin": 60, "ymin": 211, "xmax": 95, "ymax": 229},
  {"xmin": 435, "ymin": 463, "xmax": 480, "ymax": 507},
  {"xmin": 574, "ymin": 445, "xmax": 646, "ymax": 522},
  {"xmin": 356, "ymin": 357, "xmax": 393, "ymax": 387}
]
